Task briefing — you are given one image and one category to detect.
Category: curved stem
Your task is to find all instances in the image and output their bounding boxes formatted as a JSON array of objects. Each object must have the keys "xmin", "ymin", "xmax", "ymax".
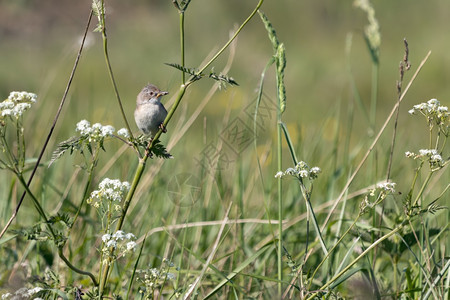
[
  {"xmin": 196, "ymin": 0, "xmax": 264, "ymax": 76},
  {"xmin": 101, "ymin": 18, "xmax": 135, "ymax": 142},
  {"xmin": 0, "ymin": 10, "xmax": 93, "ymax": 240},
  {"xmin": 58, "ymin": 248, "xmax": 98, "ymax": 286},
  {"xmin": 180, "ymin": 11, "xmax": 186, "ymax": 84},
  {"xmin": 98, "ymin": 0, "xmax": 264, "ymax": 295},
  {"xmin": 307, "ymin": 214, "xmax": 361, "ymax": 290},
  {"xmin": 16, "ymin": 173, "xmax": 98, "ymax": 285},
  {"xmin": 306, "ymin": 222, "xmax": 405, "ymax": 300}
]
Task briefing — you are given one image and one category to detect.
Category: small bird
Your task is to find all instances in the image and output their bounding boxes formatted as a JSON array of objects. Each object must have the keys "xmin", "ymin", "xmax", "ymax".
[{"xmin": 134, "ymin": 84, "xmax": 168, "ymax": 138}]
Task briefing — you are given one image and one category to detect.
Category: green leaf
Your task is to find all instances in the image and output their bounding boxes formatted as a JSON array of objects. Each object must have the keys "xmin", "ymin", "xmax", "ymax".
[
  {"xmin": 151, "ymin": 140, "xmax": 173, "ymax": 159},
  {"xmin": 49, "ymin": 136, "xmax": 82, "ymax": 166},
  {"xmin": 209, "ymin": 72, "xmax": 239, "ymax": 87},
  {"xmin": 165, "ymin": 62, "xmax": 201, "ymax": 79}
]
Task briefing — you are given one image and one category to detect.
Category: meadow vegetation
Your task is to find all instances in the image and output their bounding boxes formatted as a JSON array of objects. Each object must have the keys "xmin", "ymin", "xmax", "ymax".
[{"xmin": 0, "ymin": 0, "xmax": 448, "ymax": 299}]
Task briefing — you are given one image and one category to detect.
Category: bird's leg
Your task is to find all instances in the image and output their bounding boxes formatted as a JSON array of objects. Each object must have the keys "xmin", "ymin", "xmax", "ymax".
[{"xmin": 159, "ymin": 123, "xmax": 167, "ymax": 133}]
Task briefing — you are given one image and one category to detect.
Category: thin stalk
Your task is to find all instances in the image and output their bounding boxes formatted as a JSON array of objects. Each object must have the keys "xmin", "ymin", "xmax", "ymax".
[
  {"xmin": 99, "ymin": 0, "xmax": 134, "ymax": 141},
  {"xmin": 307, "ymin": 214, "xmax": 362, "ymax": 290},
  {"xmin": 58, "ymin": 248, "xmax": 98, "ymax": 286},
  {"xmin": 196, "ymin": 0, "xmax": 263, "ymax": 76},
  {"xmin": 306, "ymin": 222, "xmax": 406, "ymax": 300},
  {"xmin": 370, "ymin": 62, "xmax": 379, "ymax": 131},
  {"xmin": 179, "ymin": 11, "xmax": 186, "ymax": 84},
  {"xmin": 277, "ymin": 118, "xmax": 282, "ymax": 297},
  {"xmin": 97, "ymin": 0, "xmax": 264, "ymax": 294},
  {"xmin": 321, "ymin": 51, "xmax": 431, "ymax": 230},
  {"xmin": 98, "ymin": 159, "xmax": 146, "ymax": 296},
  {"xmin": 0, "ymin": 10, "xmax": 93, "ymax": 240},
  {"xmin": 15, "ymin": 173, "xmax": 98, "ymax": 285},
  {"xmin": 412, "ymin": 171, "xmax": 433, "ymax": 207}
]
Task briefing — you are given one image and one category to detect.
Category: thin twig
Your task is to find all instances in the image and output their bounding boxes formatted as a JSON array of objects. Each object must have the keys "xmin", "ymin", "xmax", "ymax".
[
  {"xmin": 0, "ymin": 10, "xmax": 94, "ymax": 240},
  {"xmin": 320, "ymin": 50, "xmax": 432, "ymax": 231}
]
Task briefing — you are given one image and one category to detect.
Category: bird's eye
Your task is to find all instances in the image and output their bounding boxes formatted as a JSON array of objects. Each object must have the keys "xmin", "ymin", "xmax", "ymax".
[{"xmin": 149, "ymin": 92, "xmax": 154, "ymax": 96}]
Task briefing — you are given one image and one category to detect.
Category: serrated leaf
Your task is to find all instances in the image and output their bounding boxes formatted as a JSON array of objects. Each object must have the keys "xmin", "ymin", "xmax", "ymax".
[
  {"xmin": 151, "ymin": 140, "xmax": 173, "ymax": 159},
  {"xmin": 209, "ymin": 72, "xmax": 239, "ymax": 87},
  {"xmin": 49, "ymin": 136, "xmax": 82, "ymax": 167},
  {"xmin": 48, "ymin": 213, "xmax": 72, "ymax": 227},
  {"xmin": 165, "ymin": 63, "xmax": 200, "ymax": 78}
]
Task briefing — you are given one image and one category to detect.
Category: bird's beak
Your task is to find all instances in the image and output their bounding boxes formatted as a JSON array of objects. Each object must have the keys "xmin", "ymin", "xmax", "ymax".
[{"xmin": 157, "ymin": 91, "xmax": 169, "ymax": 98}]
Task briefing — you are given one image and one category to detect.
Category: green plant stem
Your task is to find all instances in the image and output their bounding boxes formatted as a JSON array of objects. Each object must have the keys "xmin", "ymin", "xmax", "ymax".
[
  {"xmin": 97, "ymin": 1, "xmax": 264, "ymax": 295},
  {"xmin": 195, "ymin": 0, "xmax": 264, "ymax": 76},
  {"xmin": 179, "ymin": 11, "xmax": 186, "ymax": 84},
  {"xmin": 1, "ymin": 135, "xmax": 18, "ymax": 173},
  {"xmin": 72, "ymin": 153, "xmax": 98, "ymax": 227},
  {"xmin": 0, "ymin": 10, "xmax": 93, "ymax": 240},
  {"xmin": 307, "ymin": 214, "xmax": 362, "ymax": 290},
  {"xmin": 277, "ymin": 118, "xmax": 282, "ymax": 297},
  {"xmin": 99, "ymin": 2, "xmax": 134, "ymax": 142},
  {"xmin": 58, "ymin": 248, "xmax": 98, "ymax": 286},
  {"xmin": 306, "ymin": 222, "xmax": 406, "ymax": 300},
  {"xmin": 370, "ymin": 61, "xmax": 379, "ymax": 131},
  {"xmin": 412, "ymin": 171, "xmax": 433, "ymax": 207},
  {"xmin": 15, "ymin": 173, "xmax": 98, "ymax": 285}
]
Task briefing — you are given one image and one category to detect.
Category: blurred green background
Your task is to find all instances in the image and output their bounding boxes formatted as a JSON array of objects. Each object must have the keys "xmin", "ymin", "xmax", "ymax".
[
  {"xmin": 1, "ymin": 0, "xmax": 449, "ymax": 221},
  {"xmin": 1, "ymin": 0, "xmax": 449, "ymax": 219},
  {"xmin": 1, "ymin": 0, "xmax": 449, "ymax": 137}
]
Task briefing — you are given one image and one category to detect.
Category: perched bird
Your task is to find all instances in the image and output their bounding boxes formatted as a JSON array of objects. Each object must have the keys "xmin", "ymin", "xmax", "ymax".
[{"xmin": 134, "ymin": 84, "xmax": 168, "ymax": 137}]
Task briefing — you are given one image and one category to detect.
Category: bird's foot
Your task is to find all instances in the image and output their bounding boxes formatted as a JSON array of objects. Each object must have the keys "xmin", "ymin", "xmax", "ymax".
[{"xmin": 159, "ymin": 123, "xmax": 167, "ymax": 133}]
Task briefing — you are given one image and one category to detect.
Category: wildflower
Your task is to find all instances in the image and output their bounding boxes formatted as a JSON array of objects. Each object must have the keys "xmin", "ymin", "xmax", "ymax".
[
  {"xmin": 117, "ymin": 128, "xmax": 130, "ymax": 138},
  {"xmin": 126, "ymin": 241, "xmax": 137, "ymax": 251},
  {"xmin": 298, "ymin": 170, "xmax": 309, "ymax": 178},
  {"xmin": 276, "ymin": 161, "xmax": 321, "ymax": 181},
  {"xmin": 405, "ymin": 151, "xmax": 414, "ymax": 158},
  {"xmin": 102, "ymin": 234, "xmax": 111, "ymax": 242},
  {"xmin": 101, "ymin": 125, "xmax": 115, "ymax": 136},
  {"xmin": 8, "ymin": 91, "xmax": 37, "ymax": 103},
  {"xmin": 125, "ymin": 232, "xmax": 136, "ymax": 240},
  {"xmin": 1, "ymin": 91, "xmax": 37, "ymax": 119},
  {"xmin": 102, "ymin": 230, "xmax": 137, "ymax": 261},
  {"xmin": 274, "ymin": 171, "xmax": 284, "ymax": 178},
  {"xmin": 106, "ymin": 240, "xmax": 117, "ymax": 248},
  {"xmin": 75, "ymin": 120, "xmax": 116, "ymax": 142},
  {"xmin": 88, "ymin": 178, "xmax": 130, "ymax": 206},
  {"xmin": 113, "ymin": 230, "xmax": 125, "ymax": 240},
  {"xmin": 76, "ymin": 120, "xmax": 92, "ymax": 135},
  {"xmin": 376, "ymin": 181, "xmax": 396, "ymax": 194},
  {"xmin": 285, "ymin": 168, "xmax": 296, "ymax": 176},
  {"xmin": 409, "ymin": 98, "xmax": 449, "ymax": 132}
]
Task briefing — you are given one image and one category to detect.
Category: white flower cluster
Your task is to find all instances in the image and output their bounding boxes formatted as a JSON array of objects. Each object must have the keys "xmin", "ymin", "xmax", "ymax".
[
  {"xmin": 405, "ymin": 149, "xmax": 445, "ymax": 168},
  {"xmin": 101, "ymin": 230, "xmax": 137, "ymax": 262},
  {"xmin": 408, "ymin": 99, "xmax": 449, "ymax": 127},
  {"xmin": 0, "ymin": 91, "xmax": 37, "ymax": 119},
  {"xmin": 1, "ymin": 286, "xmax": 43, "ymax": 299},
  {"xmin": 136, "ymin": 259, "xmax": 177, "ymax": 297},
  {"xmin": 361, "ymin": 181, "xmax": 397, "ymax": 214},
  {"xmin": 275, "ymin": 161, "xmax": 321, "ymax": 180},
  {"xmin": 76, "ymin": 120, "xmax": 115, "ymax": 142},
  {"xmin": 117, "ymin": 127, "xmax": 130, "ymax": 138},
  {"xmin": 87, "ymin": 178, "xmax": 130, "ymax": 208},
  {"xmin": 375, "ymin": 181, "xmax": 396, "ymax": 194}
]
